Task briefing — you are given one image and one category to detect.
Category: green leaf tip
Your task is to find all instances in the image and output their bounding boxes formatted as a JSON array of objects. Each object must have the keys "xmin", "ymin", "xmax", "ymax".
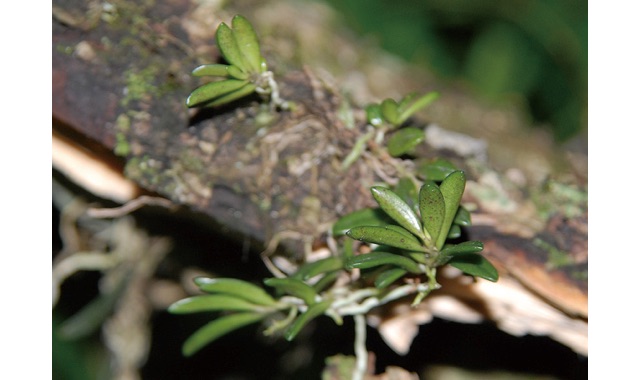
[
  {"xmin": 370, "ymin": 186, "xmax": 424, "ymax": 239},
  {"xmin": 182, "ymin": 312, "xmax": 266, "ymax": 356}
]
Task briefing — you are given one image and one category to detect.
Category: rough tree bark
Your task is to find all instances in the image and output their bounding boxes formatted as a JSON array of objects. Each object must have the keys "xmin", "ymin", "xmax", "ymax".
[{"xmin": 52, "ymin": 0, "xmax": 587, "ymax": 365}]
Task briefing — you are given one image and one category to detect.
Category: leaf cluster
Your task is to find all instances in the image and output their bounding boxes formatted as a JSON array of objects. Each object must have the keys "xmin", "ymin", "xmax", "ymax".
[
  {"xmin": 365, "ymin": 92, "xmax": 439, "ymax": 156},
  {"xmin": 186, "ymin": 15, "xmax": 269, "ymax": 108},
  {"xmin": 168, "ymin": 255, "xmax": 345, "ymax": 356},
  {"xmin": 339, "ymin": 170, "xmax": 498, "ymax": 297}
]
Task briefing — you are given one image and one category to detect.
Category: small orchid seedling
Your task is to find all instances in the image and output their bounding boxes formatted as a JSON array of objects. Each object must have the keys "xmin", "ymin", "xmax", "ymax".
[
  {"xmin": 186, "ymin": 15, "xmax": 288, "ymax": 110},
  {"xmin": 342, "ymin": 91, "xmax": 440, "ymax": 170}
]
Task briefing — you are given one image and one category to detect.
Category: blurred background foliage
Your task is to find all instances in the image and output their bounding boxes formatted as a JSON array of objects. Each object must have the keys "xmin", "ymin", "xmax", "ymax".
[{"xmin": 319, "ymin": 0, "xmax": 587, "ymax": 143}]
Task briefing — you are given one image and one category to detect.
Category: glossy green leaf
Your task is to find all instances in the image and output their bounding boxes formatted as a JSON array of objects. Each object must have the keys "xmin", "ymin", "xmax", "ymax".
[
  {"xmin": 419, "ymin": 181, "xmax": 445, "ymax": 246},
  {"xmin": 198, "ymin": 83, "xmax": 257, "ymax": 108},
  {"xmin": 394, "ymin": 177, "xmax": 418, "ymax": 213},
  {"xmin": 216, "ymin": 22, "xmax": 248, "ymax": 71},
  {"xmin": 437, "ymin": 241, "xmax": 484, "ymax": 265},
  {"xmin": 397, "ymin": 91, "xmax": 439, "ymax": 124},
  {"xmin": 345, "ymin": 251, "xmax": 422, "ymax": 273},
  {"xmin": 292, "ymin": 256, "xmax": 344, "ymax": 281},
  {"xmin": 347, "ymin": 226, "xmax": 425, "ymax": 252},
  {"xmin": 186, "ymin": 79, "xmax": 249, "ymax": 107},
  {"xmin": 365, "ymin": 104, "xmax": 384, "ymax": 127},
  {"xmin": 168, "ymin": 295, "xmax": 261, "ymax": 314},
  {"xmin": 447, "ymin": 224, "xmax": 461, "ymax": 239},
  {"xmin": 193, "ymin": 277, "xmax": 277, "ymax": 306},
  {"xmin": 182, "ymin": 312, "xmax": 265, "ymax": 356},
  {"xmin": 386, "ymin": 127, "xmax": 425, "ymax": 157},
  {"xmin": 227, "ymin": 64, "xmax": 250, "ymax": 80},
  {"xmin": 332, "ymin": 207, "xmax": 393, "ymax": 236},
  {"xmin": 371, "ymin": 186, "xmax": 424, "ymax": 239},
  {"xmin": 448, "ymin": 253, "xmax": 499, "ymax": 282},
  {"xmin": 231, "ymin": 15, "xmax": 264, "ymax": 74},
  {"xmin": 380, "ymin": 98, "xmax": 400, "ymax": 126},
  {"xmin": 284, "ymin": 300, "xmax": 331, "ymax": 341},
  {"xmin": 453, "ymin": 206, "xmax": 472, "ymax": 226},
  {"xmin": 192, "ymin": 64, "xmax": 232, "ymax": 77},
  {"xmin": 374, "ymin": 267, "xmax": 408, "ymax": 288},
  {"xmin": 416, "ymin": 158, "xmax": 457, "ymax": 181},
  {"xmin": 263, "ymin": 278, "xmax": 318, "ymax": 306},
  {"xmin": 435, "ymin": 170, "xmax": 466, "ymax": 249}
]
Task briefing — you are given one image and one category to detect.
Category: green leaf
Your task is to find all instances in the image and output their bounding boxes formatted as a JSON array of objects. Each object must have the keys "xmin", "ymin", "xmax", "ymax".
[
  {"xmin": 393, "ymin": 177, "xmax": 418, "ymax": 214},
  {"xmin": 332, "ymin": 208, "xmax": 393, "ymax": 236},
  {"xmin": 380, "ymin": 98, "xmax": 400, "ymax": 126},
  {"xmin": 447, "ymin": 224, "xmax": 461, "ymax": 239},
  {"xmin": 227, "ymin": 64, "xmax": 250, "ymax": 80},
  {"xmin": 182, "ymin": 312, "xmax": 265, "ymax": 356},
  {"xmin": 231, "ymin": 15, "xmax": 264, "ymax": 74},
  {"xmin": 345, "ymin": 251, "xmax": 422, "ymax": 273},
  {"xmin": 448, "ymin": 253, "xmax": 499, "ymax": 282},
  {"xmin": 168, "ymin": 295, "xmax": 261, "ymax": 314},
  {"xmin": 371, "ymin": 186, "xmax": 424, "ymax": 239},
  {"xmin": 453, "ymin": 206, "xmax": 472, "ymax": 226},
  {"xmin": 263, "ymin": 278, "xmax": 318, "ymax": 306},
  {"xmin": 386, "ymin": 127, "xmax": 425, "ymax": 157},
  {"xmin": 284, "ymin": 300, "xmax": 331, "ymax": 341},
  {"xmin": 347, "ymin": 226, "xmax": 425, "ymax": 252},
  {"xmin": 193, "ymin": 278, "xmax": 277, "ymax": 306},
  {"xmin": 216, "ymin": 21, "xmax": 248, "ymax": 71},
  {"xmin": 437, "ymin": 241, "xmax": 484, "ymax": 265},
  {"xmin": 186, "ymin": 79, "xmax": 249, "ymax": 107},
  {"xmin": 192, "ymin": 64, "xmax": 232, "ymax": 77},
  {"xmin": 397, "ymin": 91, "xmax": 439, "ymax": 124},
  {"xmin": 435, "ymin": 170, "xmax": 466, "ymax": 249},
  {"xmin": 419, "ymin": 181, "xmax": 445, "ymax": 247},
  {"xmin": 198, "ymin": 83, "xmax": 257, "ymax": 108},
  {"xmin": 416, "ymin": 158, "xmax": 458, "ymax": 181},
  {"xmin": 292, "ymin": 256, "xmax": 344, "ymax": 281},
  {"xmin": 365, "ymin": 104, "xmax": 384, "ymax": 127},
  {"xmin": 374, "ymin": 268, "xmax": 408, "ymax": 288}
]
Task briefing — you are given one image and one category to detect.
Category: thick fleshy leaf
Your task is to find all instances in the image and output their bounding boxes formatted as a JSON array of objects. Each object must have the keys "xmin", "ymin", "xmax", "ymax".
[
  {"xmin": 345, "ymin": 251, "xmax": 422, "ymax": 273},
  {"xmin": 435, "ymin": 171, "xmax": 466, "ymax": 249},
  {"xmin": 182, "ymin": 312, "xmax": 265, "ymax": 356},
  {"xmin": 394, "ymin": 177, "xmax": 418, "ymax": 214},
  {"xmin": 227, "ymin": 64, "xmax": 250, "ymax": 80},
  {"xmin": 374, "ymin": 268, "xmax": 408, "ymax": 289},
  {"xmin": 397, "ymin": 91, "xmax": 439, "ymax": 124},
  {"xmin": 292, "ymin": 256, "xmax": 344, "ymax": 281},
  {"xmin": 448, "ymin": 253, "xmax": 499, "ymax": 282},
  {"xmin": 347, "ymin": 226, "xmax": 425, "ymax": 252},
  {"xmin": 453, "ymin": 206, "xmax": 472, "ymax": 226},
  {"xmin": 380, "ymin": 98, "xmax": 400, "ymax": 126},
  {"xmin": 416, "ymin": 158, "xmax": 457, "ymax": 181},
  {"xmin": 198, "ymin": 83, "xmax": 257, "ymax": 108},
  {"xmin": 216, "ymin": 22, "xmax": 248, "ymax": 71},
  {"xmin": 186, "ymin": 79, "xmax": 249, "ymax": 107},
  {"xmin": 436, "ymin": 241, "xmax": 484, "ymax": 265},
  {"xmin": 263, "ymin": 278, "xmax": 318, "ymax": 306},
  {"xmin": 447, "ymin": 224, "xmax": 461, "ymax": 239},
  {"xmin": 371, "ymin": 186, "xmax": 424, "ymax": 239},
  {"xmin": 168, "ymin": 295, "xmax": 261, "ymax": 314},
  {"xmin": 387, "ymin": 127, "xmax": 425, "ymax": 157},
  {"xmin": 332, "ymin": 208, "xmax": 393, "ymax": 236},
  {"xmin": 193, "ymin": 277, "xmax": 277, "ymax": 306},
  {"xmin": 419, "ymin": 181, "xmax": 445, "ymax": 247},
  {"xmin": 192, "ymin": 64, "xmax": 232, "ymax": 77},
  {"xmin": 284, "ymin": 300, "xmax": 331, "ymax": 341},
  {"xmin": 231, "ymin": 15, "xmax": 264, "ymax": 74},
  {"xmin": 365, "ymin": 104, "xmax": 384, "ymax": 127}
]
